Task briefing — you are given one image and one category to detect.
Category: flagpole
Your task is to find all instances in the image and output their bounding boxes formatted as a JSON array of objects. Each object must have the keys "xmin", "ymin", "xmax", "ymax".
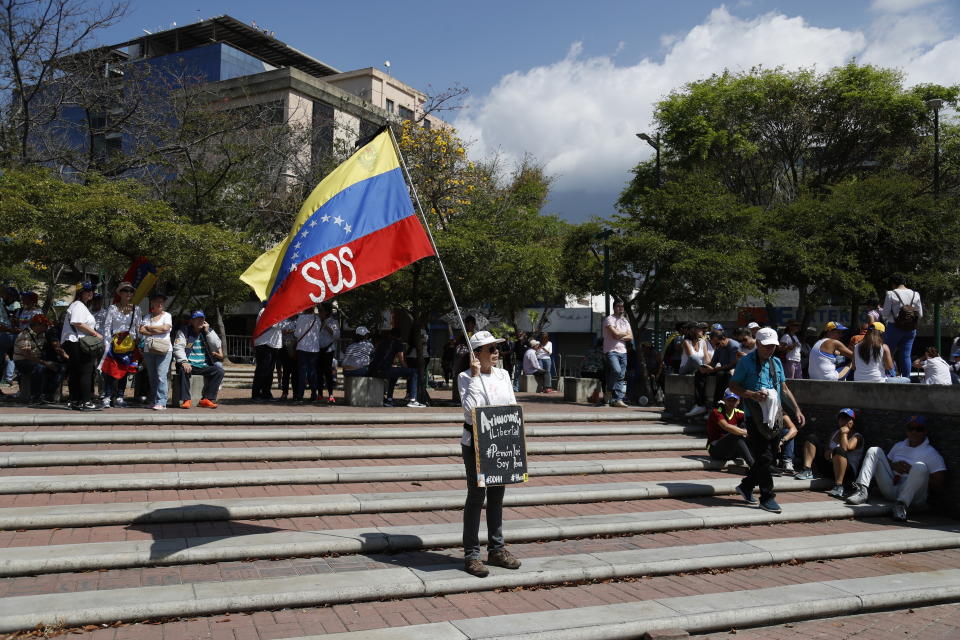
[{"xmin": 387, "ymin": 124, "xmax": 489, "ymax": 400}]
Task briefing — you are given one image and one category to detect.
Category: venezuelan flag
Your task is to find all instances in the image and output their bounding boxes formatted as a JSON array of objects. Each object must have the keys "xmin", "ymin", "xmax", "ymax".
[
  {"xmin": 119, "ymin": 257, "xmax": 158, "ymax": 305},
  {"xmin": 242, "ymin": 129, "xmax": 435, "ymax": 336}
]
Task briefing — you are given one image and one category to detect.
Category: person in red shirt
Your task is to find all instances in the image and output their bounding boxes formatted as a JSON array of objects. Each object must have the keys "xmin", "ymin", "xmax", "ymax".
[{"xmin": 706, "ymin": 389, "xmax": 755, "ymax": 466}]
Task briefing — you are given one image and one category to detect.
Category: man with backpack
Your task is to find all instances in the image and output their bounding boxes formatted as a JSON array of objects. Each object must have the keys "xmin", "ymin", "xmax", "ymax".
[{"xmin": 881, "ymin": 274, "xmax": 922, "ymax": 378}]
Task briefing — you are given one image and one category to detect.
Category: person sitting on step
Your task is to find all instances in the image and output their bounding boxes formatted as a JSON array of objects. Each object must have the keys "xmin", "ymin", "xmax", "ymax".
[
  {"xmin": 173, "ymin": 311, "xmax": 225, "ymax": 409},
  {"xmin": 705, "ymin": 389, "xmax": 754, "ymax": 467},
  {"xmin": 846, "ymin": 415, "xmax": 946, "ymax": 521},
  {"xmin": 794, "ymin": 408, "xmax": 865, "ymax": 499}
]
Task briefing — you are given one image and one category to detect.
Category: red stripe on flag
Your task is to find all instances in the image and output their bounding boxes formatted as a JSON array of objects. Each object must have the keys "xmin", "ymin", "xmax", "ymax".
[{"xmin": 254, "ymin": 215, "xmax": 435, "ymax": 336}]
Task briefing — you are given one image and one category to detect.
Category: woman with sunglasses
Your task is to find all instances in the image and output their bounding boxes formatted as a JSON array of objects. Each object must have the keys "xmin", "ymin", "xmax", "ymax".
[{"xmin": 458, "ymin": 330, "xmax": 522, "ymax": 578}]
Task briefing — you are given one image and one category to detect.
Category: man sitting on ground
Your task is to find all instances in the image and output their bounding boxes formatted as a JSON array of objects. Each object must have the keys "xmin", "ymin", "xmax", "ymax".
[
  {"xmin": 173, "ymin": 311, "xmax": 225, "ymax": 409},
  {"xmin": 846, "ymin": 415, "xmax": 946, "ymax": 521}
]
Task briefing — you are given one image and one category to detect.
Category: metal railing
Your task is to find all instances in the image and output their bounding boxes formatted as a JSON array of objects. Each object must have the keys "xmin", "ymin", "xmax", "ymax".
[{"xmin": 225, "ymin": 335, "xmax": 255, "ymax": 364}]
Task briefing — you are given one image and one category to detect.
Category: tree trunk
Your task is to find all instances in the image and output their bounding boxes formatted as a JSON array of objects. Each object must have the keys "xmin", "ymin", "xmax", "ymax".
[{"xmin": 214, "ymin": 304, "xmax": 229, "ymax": 360}]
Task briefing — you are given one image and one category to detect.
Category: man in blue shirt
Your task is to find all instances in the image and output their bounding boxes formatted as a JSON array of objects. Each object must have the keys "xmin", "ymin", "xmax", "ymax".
[{"xmin": 729, "ymin": 327, "xmax": 806, "ymax": 514}]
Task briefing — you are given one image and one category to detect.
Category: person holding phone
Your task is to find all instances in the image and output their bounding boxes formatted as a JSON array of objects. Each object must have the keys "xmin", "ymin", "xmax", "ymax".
[{"xmin": 172, "ymin": 310, "xmax": 225, "ymax": 409}]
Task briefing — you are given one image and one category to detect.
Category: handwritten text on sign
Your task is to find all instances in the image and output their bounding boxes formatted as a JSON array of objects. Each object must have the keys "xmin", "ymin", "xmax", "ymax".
[{"xmin": 471, "ymin": 405, "xmax": 528, "ymax": 487}]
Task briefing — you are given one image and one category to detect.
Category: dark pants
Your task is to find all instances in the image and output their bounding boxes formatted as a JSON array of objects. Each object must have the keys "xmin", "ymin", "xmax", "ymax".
[
  {"xmin": 277, "ymin": 347, "xmax": 297, "ymax": 395},
  {"xmin": 63, "ymin": 341, "xmax": 95, "ymax": 404},
  {"xmin": 462, "ymin": 443, "xmax": 505, "ymax": 560},
  {"xmin": 102, "ymin": 373, "xmax": 128, "ymax": 401},
  {"xmin": 708, "ymin": 433, "xmax": 755, "ymax": 466},
  {"xmin": 694, "ymin": 369, "xmax": 731, "ymax": 407},
  {"xmin": 740, "ymin": 419, "xmax": 776, "ymax": 501},
  {"xmin": 177, "ymin": 363, "xmax": 225, "ymax": 402},
  {"xmin": 295, "ymin": 350, "xmax": 318, "ymax": 399},
  {"xmin": 315, "ymin": 349, "xmax": 335, "ymax": 398},
  {"xmin": 14, "ymin": 360, "xmax": 47, "ymax": 401},
  {"xmin": 377, "ymin": 366, "xmax": 418, "ymax": 400},
  {"xmin": 252, "ymin": 345, "xmax": 278, "ymax": 399}
]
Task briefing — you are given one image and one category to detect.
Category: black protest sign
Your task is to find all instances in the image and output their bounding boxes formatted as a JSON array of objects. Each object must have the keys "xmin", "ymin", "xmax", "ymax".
[{"xmin": 471, "ymin": 404, "xmax": 528, "ymax": 487}]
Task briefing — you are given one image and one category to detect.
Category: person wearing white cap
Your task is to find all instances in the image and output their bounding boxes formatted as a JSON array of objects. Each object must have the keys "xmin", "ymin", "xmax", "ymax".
[
  {"xmin": 341, "ymin": 326, "xmax": 374, "ymax": 377},
  {"xmin": 522, "ymin": 339, "xmax": 548, "ymax": 392},
  {"xmin": 458, "ymin": 330, "xmax": 522, "ymax": 578},
  {"xmin": 747, "ymin": 321, "xmax": 761, "ymax": 338},
  {"xmin": 729, "ymin": 326, "xmax": 806, "ymax": 514}
]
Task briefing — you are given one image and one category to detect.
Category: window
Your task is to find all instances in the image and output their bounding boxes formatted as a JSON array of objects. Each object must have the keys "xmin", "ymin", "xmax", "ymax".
[
  {"xmin": 385, "ymin": 99, "xmax": 395, "ymax": 114},
  {"xmin": 399, "ymin": 106, "xmax": 413, "ymax": 121}
]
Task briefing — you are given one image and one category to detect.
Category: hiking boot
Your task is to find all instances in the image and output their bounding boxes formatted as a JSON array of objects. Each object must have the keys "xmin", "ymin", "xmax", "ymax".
[
  {"xmin": 487, "ymin": 549, "xmax": 521, "ymax": 570},
  {"xmin": 180, "ymin": 399, "xmax": 192, "ymax": 409},
  {"xmin": 735, "ymin": 483, "xmax": 757, "ymax": 504},
  {"xmin": 845, "ymin": 484, "xmax": 869, "ymax": 505},
  {"xmin": 463, "ymin": 558, "xmax": 489, "ymax": 578},
  {"xmin": 198, "ymin": 398, "xmax": 218, "ymax": 409},
  {"xmin": 759, "ymin": 497, "xmax": 782, "ymax": 513}
]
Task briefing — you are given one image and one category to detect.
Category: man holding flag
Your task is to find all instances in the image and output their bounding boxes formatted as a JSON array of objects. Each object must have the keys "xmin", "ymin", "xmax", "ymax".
[{"xmin": 242, "ymin": 129, "xmax": 435, "ymax": 337}]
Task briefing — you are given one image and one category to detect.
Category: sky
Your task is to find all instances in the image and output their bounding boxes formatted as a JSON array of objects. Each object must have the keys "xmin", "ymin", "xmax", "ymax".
[{"xmin": 100, "ymin": 0, "xmax": 960, "ymax": 221}]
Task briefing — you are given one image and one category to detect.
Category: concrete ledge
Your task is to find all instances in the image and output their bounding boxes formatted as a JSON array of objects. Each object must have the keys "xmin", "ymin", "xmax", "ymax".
[
  {"xmin": 0, "ymin": 456, "xmax": 721, "ymax": 494},
  {"xmin": 0, "ymin": 501, "xmax": 890, "ymax": 577},
  {"xmin": 563, "ymin": 377, "xmax": 601, "ymax": 403},
  {"xmin": 0, "ymin": 423, "xmax": 698, "ymax": 445},
  {"xmin": 0, "ymin": 476, "xmax": 832, "ymax": 529},
  {"xmin": 0, "ymin": 438, "xmax": 703, "ymax": 468},
  {"xmin": 0, "ymin": 530, "xmax": 954, "ymax": 634},
  {"xmin": 0, "ymin": 410, "xmax": 661, "ymax": 427},
  {"xmin": 344, "ymin": 377, "xmax": 386, "ymax": 407}
]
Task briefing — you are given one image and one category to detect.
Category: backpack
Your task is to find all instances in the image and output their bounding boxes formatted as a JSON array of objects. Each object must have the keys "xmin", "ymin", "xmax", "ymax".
[{"xmin": 893, "ymin": 290, "xmax": 919, "ymax": 331}]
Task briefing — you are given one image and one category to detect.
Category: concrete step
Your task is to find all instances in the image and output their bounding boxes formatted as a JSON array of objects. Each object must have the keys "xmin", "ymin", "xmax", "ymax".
[
  {"xmin": 0, "ymin": 456, "xmax": 727, "ymax": 493},
  {"xmin": 0, "ymin": 410, "xmax": 660, "ymax": 427},
  {"xmin": 0, "ymin": 423, "xmax": 700, "ymax": 445},
  {"xmin": 0, "ymin": 529, "xmax": 954, "ymax": 634},
  {"xmin": 281, "ymin": 568, "xmax": 960, "ymax": 640},
  {"xmin": 0, "ymin": 476, "xmax": 831, "ymax": 529},
  {"xmin": 0, "ymin": 438, "xmax": 703, "ymax": 467},
  {"xmin": 0, "ymin": 501, "xmax": 890, "ymax": 576}
]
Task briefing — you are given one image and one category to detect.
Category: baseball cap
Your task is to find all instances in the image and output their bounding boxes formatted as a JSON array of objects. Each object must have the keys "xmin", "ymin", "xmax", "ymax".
[
  {"xmin": 469, "ymin": 330, "xmax": 505, "ymax": 350},
  {"xmin": 838, "ymin": 408, "xmax": 856, "ymax": 420},
  {"xmin": 29, "ymin": 313, "xmax": 52, "ymax": 326},
  {"xmin": 906, "ymin": 415, "xmax": 927, "ymax": 427},
  {"xmin": 825, "ymin": 321, "xmax": 848, "ymax": 332},
  {"xmin": 711, "ymin": 323, "xmax": 724, "ymax": 331},
  {"xmin": 191, "ymin": 310, "xmax": 205, "ymax": 319},
  {"xmin": 116, "ymin": 281, "xmax": 135, "ymax": 293},
  {"xmin": 528, "ymin": 339, "xmax": 541, "ymax": 348},
  {"xmin": 869, "ymin": 321, "xmax": 885, "ymax": 332},
  {"xmin": 78, "ymin": 281, "xmax": 95, "ymax": 292},
  {"xmin": 355, "ymin": 326, "xmax": 370, "ymax": 337},
  {"xmin": 747, "ymin": 322, "xmax": 760, "ymax": 330},
  {"xmin": 723, "ymin": 388, "xmax": 739, "ymax": 401},
  {"xmin": 755, "ymin": 327, "xmax": 779, "ymax": 346}
]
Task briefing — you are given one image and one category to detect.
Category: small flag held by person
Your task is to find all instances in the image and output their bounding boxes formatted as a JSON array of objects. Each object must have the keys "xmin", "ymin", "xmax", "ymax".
[
  {"xmin": 119, "ymin": 257, "xmax": 158, "ymax": 305},
  {"xmin": 242, "ymin": 129, "xmax": 436, "ymax": 337}
]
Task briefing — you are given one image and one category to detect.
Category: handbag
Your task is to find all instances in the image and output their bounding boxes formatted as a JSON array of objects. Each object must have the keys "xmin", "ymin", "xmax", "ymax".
[
  {"xmin": 78, "ymin": 335, "xmax": 105, "ymax": 357},
  {"xmin": 146, "ymin": 337, "xmax": 172, "ymax": 355},
  {"xmin": 111, "ymin": 308, "xmax": 138, "ymax": 355}
]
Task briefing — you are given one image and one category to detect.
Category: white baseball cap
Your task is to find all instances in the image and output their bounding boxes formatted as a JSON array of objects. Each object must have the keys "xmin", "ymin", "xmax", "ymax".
[
  {"xmin": 747, "ymin": 322, "xmax": 761, "ymax": 330},
  {"xmin": 469, "ymin": 330, "xmax": 505, "ymax": 350},
  {"xmin": 355, "ymin": 326, "xmax": 370, "ymax": 337},
  {"xmin": 755, "ymin": 327, "xmax": 779, "ymax": 346}
]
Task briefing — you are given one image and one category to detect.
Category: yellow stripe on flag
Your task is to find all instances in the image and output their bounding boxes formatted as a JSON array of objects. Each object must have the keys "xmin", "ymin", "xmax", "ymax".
[
  {"xmin": 239, "ymin": 130, "xmax": 401, "ymax": 301},
  {"xmin": 131, "ymin": 272, "xmax": 157, "ymax": 306}
]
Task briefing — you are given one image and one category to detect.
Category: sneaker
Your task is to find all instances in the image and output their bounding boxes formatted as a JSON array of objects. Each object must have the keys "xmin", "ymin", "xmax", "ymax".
[
  {"xmin": 487, "ymin": 549, "xmax": 521, "ymax": 569},
  {"xmin": 892, "ymin": 501, "xmax": 908, "ymax": 521},
  {"xmin": 114, "ymin": 398, "xmax": 127, "ymax": 408},
  {"xmin": 759, "ymin": 497, "xmax": 782, "ymax": 513},
  {"xmin": 101, "ymin": 398, "xmax": 111, "ymax": 409},
  {"xmin": 827, "ymin": 484, "xmax": 845, "ymax": 499},
  {"xmin": 80, "ymin": 401, "xmax": 102, "ymax": 411},
  {"xmin": 610, "ymin": 400, "xmax": 629, "ymax": 408},
  {"xmin": 845, "ymin": 484, "xmax": 869, "ymax": 505},
  {"xmin": 326, "ymin": 396, "xmax": 336, "ymax": 405},
  {"xmin": 463, "ymin": 558, "xmax": 489, "ymax": 578},
  {"xmin": 180, "ymin": 399, "xmax": 192, "ymax": 409},
  {"xmin": 783, "ymin": 459, "xmax": 795, "ymax": 473},
  {"xmin": 735, "ymin": 483, "xmax": 757, "ymax": 504},
  {"xmin": 152, "ymin": 404, "xmax": 166, "ymax": 411},
  {"xmin": 406, "ymin": 399, "xmax": 426, "ymax": 408},
  {"xmin": 685, "ymin": 405, "xmax": 706, "ymax": 417},
  {"xmin": 198, "ymin": 398, "xmax": 218, "ymax": 409},
  {"xmin": 793, "ymin": 468, "xmax": 816, "ymax": 481},
  {"xmin": 383, "ymin": 399, "xmax": 394, "ymax": 407}
]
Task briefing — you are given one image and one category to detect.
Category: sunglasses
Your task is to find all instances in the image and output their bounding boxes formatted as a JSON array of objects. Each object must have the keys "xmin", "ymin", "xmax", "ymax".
[
  {"xmin": 906, "ymin": 426, "xmax": 926, "ymax": 432},
  {"xmin": 476, "ymin": 345, "xmax": 498, "ymax": 353}
]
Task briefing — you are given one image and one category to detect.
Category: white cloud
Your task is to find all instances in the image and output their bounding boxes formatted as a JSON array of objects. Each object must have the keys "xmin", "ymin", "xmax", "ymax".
[
  {"xmin": 870, "ymin": 0, "xmax": 942, "ymax": 14},
  {"xmin": 454, "ymin": 5, "xmax": 958, "ymax": 220}
]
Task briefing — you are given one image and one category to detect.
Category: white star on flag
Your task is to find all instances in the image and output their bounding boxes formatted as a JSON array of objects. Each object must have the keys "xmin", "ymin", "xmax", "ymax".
[
  {"xmin": 344, "ymin": 223, "xmax": 352, "ymax": 233},
  {"xmin": 292, "ymin": 252, "xmax": 299, "ymax": 259},
  {"xmin": 333, "ymin": 216, "xmax": 343, "ymax": 226},
  {"xmin": 321, "ymin": 215, "xmax": 330, "ymax": 223},
  {"xmin": 294, "ymin": 242, "xmax": 301, "ymax": 249},
  {"xmin": 289, "ymin": 264, "xmax": 297, "ymax": 272},
  {"xmin": 309, "ymin": 219, "xmax": 318, "ymax": 227},
  {"xmin": 300, "ymin": 229, "xmax": 309, "ymax": 238}
]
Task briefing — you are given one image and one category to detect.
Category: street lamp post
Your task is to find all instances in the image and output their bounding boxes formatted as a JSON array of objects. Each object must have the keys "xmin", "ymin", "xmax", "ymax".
[
  {"xmin": 636, "ymin": 132, "xmax": 662, "ymax": 348},
  {"xmin": 927, "ymin": 98, "xmax": 944, "ymax": 351},
  {"xmin": 594, "ymin": 229, "xmax": 615, "ymax": 317}
]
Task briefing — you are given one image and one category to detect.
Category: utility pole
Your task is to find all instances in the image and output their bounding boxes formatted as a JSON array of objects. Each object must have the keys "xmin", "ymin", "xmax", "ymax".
[
  {"xmin": 636, "ymin": 132, "xmax": 662, "ymax": 348},
  {"xmin": 927, "ymin": 98, "xmax": 944, "ymax": 352}
]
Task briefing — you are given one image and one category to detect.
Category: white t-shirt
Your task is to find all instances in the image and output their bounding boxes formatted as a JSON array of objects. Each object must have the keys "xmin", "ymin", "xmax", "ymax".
[
  {"xmin": 140, "ymin": 312, "xmax": 172, "ymax": 341},
  {"xmin": 882, "ymin": 288, "xmax": 923, "ymax": 325},
  {"xmin": 923, "ymin": 357, "xmax": 952, "ymax": 385},
  {"xmin": 294, "ymin": 314, "xmax": 321, "ymax": 352},
  {"xmin": 779, "ymin": 333, "xmax": 801, "ymax": 362},
  {"xmin": 458, "ymin": 367, "xmax": 517, "ymax": 445},
  {"xmin": 253, "ymin": 309, "xmax": 284, "ymax": 349},
  {"xmin": 536, "ymin": 340, "xmax": 553, "ymax": 359},
  {"xmin": 61, "ymin": 300, "xmax": 97, "ymax": 343},
  {"xmin": 887, "ymin": 438, "xmax": 946, "ymax": 479}
]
